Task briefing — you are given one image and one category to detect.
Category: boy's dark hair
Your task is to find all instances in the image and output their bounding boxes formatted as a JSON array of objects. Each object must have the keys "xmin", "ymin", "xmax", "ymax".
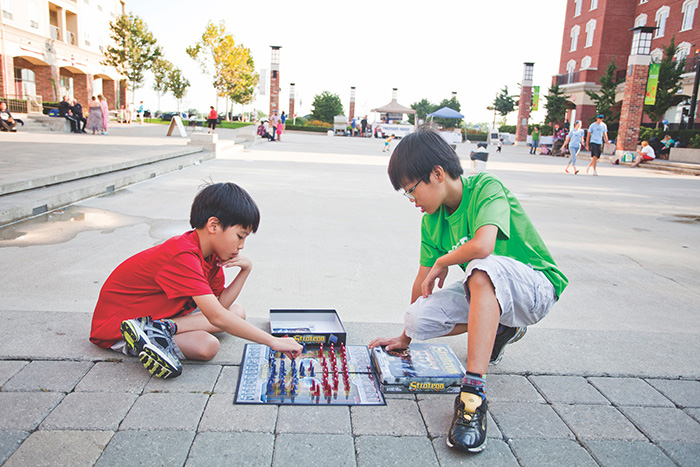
[
  {"xmin": 190, "ymin": 182, "xmax": 260, "ymax": 232},
  {"xmin": 387, "ymin": 126, "xmax": 463, "ymax": 190}
]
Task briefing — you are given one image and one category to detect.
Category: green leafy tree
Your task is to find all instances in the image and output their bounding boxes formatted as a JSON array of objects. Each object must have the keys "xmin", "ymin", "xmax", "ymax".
[
  {"xmin": 544, "ymin": 83, "xmax": 568, "ymax": 128},
  {"xmin": 151, "ymin": 57, "xmax": 173, "ymax": 111},
  {"xmin": 493, "ymin": 86, "xmax": 515, "ymax": 120},
  {"xmin": 409, "ymin": 98, "xmax": 435, "ymax": 125},
  {"xmin": 644, "ymin": 37, "xmax": 686, "ymax": 128},
  {"xmin": 311, "ymin": 91, "xmax": 343, "ymax": 123},
  {"xmin": 102, "ymin": 13, "xmax": 161, "ymax": 95},
  {"xmin": 186, "ymin": 21, "xmax": 259, "ymax": 107},
  {"xmin": 585, "ymin": 57, "xmax": 623, "ymax": 123},
  {"xmin": 168, "ymin": 67, "xmax": 190, "ymax": 112}
]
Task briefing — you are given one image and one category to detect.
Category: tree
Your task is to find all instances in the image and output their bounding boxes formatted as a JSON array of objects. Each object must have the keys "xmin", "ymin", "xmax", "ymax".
[
  {"xmin": 167, "ymin": 67, "xmax": 190, "ymax": 112},
  {"xmin": 545, "ymin": 83, "xmax": 568, "ymax": 127},
  {"xmin": 151, "ymin": 57, "xmax": 173, "ymax": 111},
  {"xmin": 493, "ymin": 86, "xmax": 515, "ymax": 122},
  {"xmin": 186, "ymin": 21, "xmax": 259, "ymax": 108},
  {"xmin": 102, "ymin": 13, "xmax": 161, "ymax": 95},
  {"xmin": 585, "ymin": 57, "xmax": 623, "ymax": 123},
  {"xmin": 644, "ymin": 37, "xmax": 686, "ymax": 128},
  {"xmin": 409, "ymin": 98, "xmax": 435, "ymax": 125},
  {"xmin": 311, "ymin": 91, "xmax": 343, "ymax": 123}
]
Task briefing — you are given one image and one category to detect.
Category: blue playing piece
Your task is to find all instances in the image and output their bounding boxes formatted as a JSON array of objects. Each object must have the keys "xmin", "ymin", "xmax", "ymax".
[
  {"xmin": 302, "ymin": 343, "xmax": 307, "ymax": 353},
  {"xmin": 280, "ymin": 353, "xmax": 286, "ymax": 360},
  {"xmin": 267, "ymin": 379, "xmax": 274, "ymax": 395},
  {"xmin": 299, "ymin": 362, "xmax": 305, "ymax": 377},
  {"xmin": 309, "ymin": 365, "xmax": 315, "ymax": 377},
  {"xmin": 280, "ymin": 384, "xmax": 286, "ymax": 395}
]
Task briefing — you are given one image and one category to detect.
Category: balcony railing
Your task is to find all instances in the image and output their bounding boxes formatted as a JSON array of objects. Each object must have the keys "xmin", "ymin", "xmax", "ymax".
[
  {"xmin": 67, "ymin": 31, "xmax": 76, "ymax": 45},
  {"xmin": 50, "ymin": 25, "xmax": 60, "ymax": 41},
  {"xmin": 553, "ymin": 71, "xmax": 581, "ymax": 86},
  {"xmin": 0, "ymin": 94, "xmax": 43, "ymax": 114}
]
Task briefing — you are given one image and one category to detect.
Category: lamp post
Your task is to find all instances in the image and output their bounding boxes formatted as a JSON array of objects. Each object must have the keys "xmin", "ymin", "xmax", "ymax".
[
  {"xmin": 269, "ymin": 46, "xmax": 281, "ymax": 116},
  {"xmin": 515, "ymin": 62, "xmax": 534, "ymax": 146},
  {"xmin": 486, "ymin": 106, "xmax": 496, "ymax": 131}
]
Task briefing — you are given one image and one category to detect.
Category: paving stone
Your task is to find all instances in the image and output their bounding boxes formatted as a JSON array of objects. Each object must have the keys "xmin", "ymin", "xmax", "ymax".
[
  {"xmin": 95, "ymin": 430, "xmax": 195, "ymax": 467},
  {"xmin": 552, "ymin": 404, "xmax": 646, "ymax": 441},
  {"xmin": 509, "ymin": 439, "xmax": 598, "ymax": 466},
  {"xmin": 489, "ymin": 402, "xmax": 574, "ymax": 440},
  {"xmin": 685, "ymin": 408, "xmax": 700, "ymax": 423},
  {"xmin": 187, "ymin": 432, "xmax": 274, "ymax": 467},
  {"xmin": 144, "ymin": 364, "xmax": 220, "ymax": 393},
  {"xmin": 620, "ymin": 406, "xmax": 700, "ymax": 443},
  {"xmin": 529, "ymin": 375, "xmax": 608, "ymax": 405},
  {"xmin": 276, "ymin": 405, "xmax": 350, "ymax": 434},
  {"xmin": 74, "ymin": 361, "xmax": 151, "ymax": 393},
  {"xmin": 351, "ymin": 398, "xmax": 427, "ymax": 436},
  {"xmin": 647, "ymin": 379, "xmax": 700, "ymax": 408},
  {"xmin": 355, "ymin": 435, "xmax": 438, "ymax": 466},
  {"xmin": 588, "ymin": 377, "xmax": 674, "ymax": 407},
  {"xmin": 658, "ymin": 442, "xmax": 700, "ymax": 467},
  {"xmin": 584, "ymin": 440, "xmax": 676, "ymax": 467},
  {"xmin": 432, "ymin": 437, "xmax": 518, "ymax": 466},
  {"xmin": 198, "ymin": 394, "xmax": 277, "ymax": 432},
  {"xmin": 417, "ymin": 394, "xmax": 502, "ymax": 439},
  {"xmin": 0, "ymin": 361, "xmax": 28, "ymax": 386},
  {"xmin": 383, "ymin": 393, "xmax": 418, "ymax": 400},
  {"xmin": 273, "ymin": 433, "xmax": 355, "ymax": 466},
  {"xmin": 120, "ymin": 393, "xmax": 209, "ymax": 431},
  {"xmin": 40, "ymin": 392, "xmax": 137, "ymax": 430},
  {"xmin": 213, "ymin": 365, "xmax": 239, "ymax": 393},
  {"xmin": 487, "ymin": 374, "xmax": 545, "ymax": 402},
  {"xmin": 2, "ymin": 361, "xmax": 93, "ymax": 392},
  {"xmin": 3, "ymin": 430, "xmax": 113, "ymax": 467},
  {"xmin": 0, "ymin": 392, "xmax": 64, "ymax": 430},
  {"xmin": 0, "ymin": 431, "xmax": 28, "ymax": 465}
]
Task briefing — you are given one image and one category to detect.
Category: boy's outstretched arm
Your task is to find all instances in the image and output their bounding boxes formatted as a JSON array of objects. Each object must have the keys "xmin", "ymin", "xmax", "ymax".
[
  {"xmin": 421, "ymin": 224, "xmax": 498, "ymax": 298},
  {"xmin": 192, "ymin": 294, "xmax": 302, "ymax": 358},
  {"xmin": 216, "ymin": 253, "xmax": 252, "ymax": 309}
]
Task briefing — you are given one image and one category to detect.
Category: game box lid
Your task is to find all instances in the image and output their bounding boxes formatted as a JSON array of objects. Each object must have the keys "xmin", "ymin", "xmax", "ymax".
[
  {"xmin": 270, "ymin": 309, "xmax": 346, "ymax": 346},
  {"xmin": 371, "ymin": 343, "xmax": 466, "ymax": 394}
]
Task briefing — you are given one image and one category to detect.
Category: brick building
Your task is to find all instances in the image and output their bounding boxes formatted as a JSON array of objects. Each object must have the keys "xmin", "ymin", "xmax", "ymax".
[
  {"xmin": 0, "ymin": 0, "xmax": 125, "ymax": 112},
  {"xmin": 556, "ymin": 0, "xmax": 700, "ymax": 126}
]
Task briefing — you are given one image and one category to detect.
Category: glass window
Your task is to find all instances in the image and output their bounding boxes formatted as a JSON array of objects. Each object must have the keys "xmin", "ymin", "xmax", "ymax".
[
  {"xmin": 60, "ymin": 76, "xmax": 74, "ymax": 99},
  {"xmin": 655, "ymin": 7, "xmax": 670, "ymax": 38},
  {"xmin": 585, "ymin": 20, "xmax": 597, "ymax": 47},
  {"xmin": 635, "ymin": 14, "xmax": 648, "ymax": 27},
  {"xmin": 590, "ymin": 0, "xmax": 598, "ymax": 10},
  {"xmin": 682, "ymin": 0, "xmax": 698, "ymax": 31},
  {"xmin": 676, "ymin": 42, "xmax": 692, "ymax": 61},
  {"xmin": 574, "ymin": 0, "xmax": 582, "ymax": 17},
  {"xmin": 581, "ymin": 56, "xmax": 592, "ymax": 69},
  {"xmin": 14, "ymin": 68, "xmax": 37, "ymax": 97},
  {"xmin": 2, "ymin": 0, "xmax": 13, "ymax": 20},
  {"xmin": 570, "ymin": 25, "xmax": 580, "ymax": 52}
]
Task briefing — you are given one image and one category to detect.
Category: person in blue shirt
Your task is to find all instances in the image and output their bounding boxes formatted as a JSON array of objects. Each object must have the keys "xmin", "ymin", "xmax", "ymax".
[
  {"xmin": 585, "ymin": 115, "xmax": 609, "ymax": 176},
  {"xmin": 564, "ymin": 120, "xmax": 585, "ymax": 174}
]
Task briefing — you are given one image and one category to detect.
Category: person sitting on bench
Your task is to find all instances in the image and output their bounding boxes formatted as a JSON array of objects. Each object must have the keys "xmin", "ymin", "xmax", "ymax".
[
  {"xmin": 59, "ymin": 96, "xmax": 80, "ymax": 133},
  {"xmin": 0, "ymin": 102, "xmax": 18, "ymax": 132}
]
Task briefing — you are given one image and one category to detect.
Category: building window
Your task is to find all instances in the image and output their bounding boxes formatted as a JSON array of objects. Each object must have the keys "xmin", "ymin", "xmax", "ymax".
[
  {"xmin": 574, "ymin": 0, "xmax": 582, "ymax": 17},
  {"xmin": 570, "ymin": 25, "xmax": 580, "ymax": 52},
  {"xmin": 655, "ymin": 6, "xmax": 670, "ymax": 38},
  {"xmin": 567, "ymin": 60, "xmax": 577, "ymax": 75},
  {"xmin": 640, "ymin": 0, "xmax": 648, "ymax": 4},
  {"xmin": 2, "ymin": 0, "xmax": 13, "ymax": 20},
  {"xmin": 676, "ymin": 42, "xmax": 692, "ymax": 61},
  {"xmin": 581, "ymin": 56, "xmax": 593, "ymax": 69},
  {"xmin": 651, "ymin": 48, "xmax": 664, "ymax": 61},
  {"xmin": 682, "ymin": 0, "xmax": 698, "ymax": 31},
  {"xmin": 635, "ymin": 14, "xmax": 648, "ymax": 27},
  {"xmin": 15, "ymin": 68, "xmax": 37, "ymax": 97},
  {"xmin": 590, "ymin": 0, "xmax": 598, "ymax": 10},
  {"xmin": 585, "ymin": 19, "xmax": 597, "ymax": 48}
]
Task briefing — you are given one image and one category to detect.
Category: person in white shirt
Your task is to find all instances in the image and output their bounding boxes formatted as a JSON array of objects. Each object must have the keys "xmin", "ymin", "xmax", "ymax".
[{"xmin": 632, "ymin": 141, "xmax": 655, "ymax": 167}]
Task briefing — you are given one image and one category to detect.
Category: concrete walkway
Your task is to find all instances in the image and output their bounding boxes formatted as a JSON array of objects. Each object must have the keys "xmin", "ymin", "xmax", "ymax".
[{"xmin": 0, "ymin": 128, "xmax": 699, "ymax": 466}]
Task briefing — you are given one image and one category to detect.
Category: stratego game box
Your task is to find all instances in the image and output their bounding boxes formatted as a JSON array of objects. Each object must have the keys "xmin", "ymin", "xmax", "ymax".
[
  {"xmin": 371, "ymin": 343, "xmax": 466, "ymax": 394},
  {"xmin": 270, "ymin": 309, "xmax": 346, "ymax": 346}
]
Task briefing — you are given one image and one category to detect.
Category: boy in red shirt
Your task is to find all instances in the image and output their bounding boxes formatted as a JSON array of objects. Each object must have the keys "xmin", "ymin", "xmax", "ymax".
[{"xmin": 90, "ymin": 182, "xmax": 302, "ymax": 378}]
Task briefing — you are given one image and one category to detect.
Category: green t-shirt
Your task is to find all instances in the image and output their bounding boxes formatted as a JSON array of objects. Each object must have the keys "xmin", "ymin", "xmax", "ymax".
[
  {"xmin": 533, "ymin": 129, "xmax": 540, "ymax": 140},
  {"xmin": 419, "ymin": 173, "xmax": 568, "ymax": 297}
]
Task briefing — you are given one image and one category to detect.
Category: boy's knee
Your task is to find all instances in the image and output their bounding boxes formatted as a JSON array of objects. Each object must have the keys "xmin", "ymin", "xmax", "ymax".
[
  {"xmin": 466, "ymin": 269, "xmax": 495, "ymax": 293},
  {"xmin": 231, "ymin": 304, "xmax": 246, "ymax": 320},
  {"xmin": 198, "ymin": 334, "xmax": 220, "ymax": 361}
]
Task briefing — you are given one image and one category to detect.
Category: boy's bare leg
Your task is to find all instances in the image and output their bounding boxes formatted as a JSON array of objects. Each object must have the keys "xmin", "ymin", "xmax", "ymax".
[
  {"xmin": 465, "ymin": 270, "xmax": 500, "ymax": 374},
  {"xmin": 172, "ymin": 304, "xmax": 246, "ymax": 360}
]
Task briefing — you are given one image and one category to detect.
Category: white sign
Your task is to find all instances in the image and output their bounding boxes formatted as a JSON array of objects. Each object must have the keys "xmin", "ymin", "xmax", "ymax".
[
  {"xmin": 167, "ymin": 115, "xmax": 187, "ymax": 138},
  {"xmin": 378, "ymin": 124, "xmax": 413, "ymax": 138}
]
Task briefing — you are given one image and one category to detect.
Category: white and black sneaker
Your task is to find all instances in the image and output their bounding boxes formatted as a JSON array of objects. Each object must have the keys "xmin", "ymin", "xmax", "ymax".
[
  {"xmin": 490, "ymin": 326, "xmax": 527, "ymax": 365},
  {"xmin": 121, "ymin": 317, "xmax": 182, "ymax": 379}
]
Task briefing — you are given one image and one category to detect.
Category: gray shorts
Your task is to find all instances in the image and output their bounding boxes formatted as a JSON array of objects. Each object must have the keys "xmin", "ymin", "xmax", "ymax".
[{"xmin": 404, "ymin": 255, "xmax": 558, "ymax": 341}]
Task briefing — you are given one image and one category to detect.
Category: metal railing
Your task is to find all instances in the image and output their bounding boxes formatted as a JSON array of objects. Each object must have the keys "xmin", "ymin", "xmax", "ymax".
[
  {"xmin": 0, "ymin": 95, "xmax": 44, "ymax": 114},
  {"xmin": 50, "ymin": 25, "xmax": 60, "ymax": 41},
  {"xmin": 553, "ymin": 71, "xmax": 581, "ymax": 86},
  {"xmin": 67, "ymin": 31, "xmax": 76, "ymax": 46}
]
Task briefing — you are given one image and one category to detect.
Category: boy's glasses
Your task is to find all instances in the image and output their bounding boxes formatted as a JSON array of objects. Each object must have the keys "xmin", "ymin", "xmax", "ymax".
[{"xmin": 402, "ymin": 173, "xmax": 431, "ymax": 200}]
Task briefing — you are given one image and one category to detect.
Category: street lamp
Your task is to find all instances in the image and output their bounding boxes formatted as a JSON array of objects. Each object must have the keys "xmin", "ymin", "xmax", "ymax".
[
  {"xmin": 629, "ymin": 26, "xmax": 655, "ymax": 56},
  {"xmin": 487, "ymin": 106, "xmax": 496, "ymax": 130}
]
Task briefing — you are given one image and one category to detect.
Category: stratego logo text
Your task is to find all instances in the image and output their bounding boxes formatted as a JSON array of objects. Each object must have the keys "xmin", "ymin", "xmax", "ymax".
[
  {"xmin": 292, "ymin": 335, "xmax": 326, "ymax": 344},
  {"xmin": 409, "ymin": 382, "xmax": 446, "ymax": 391}
]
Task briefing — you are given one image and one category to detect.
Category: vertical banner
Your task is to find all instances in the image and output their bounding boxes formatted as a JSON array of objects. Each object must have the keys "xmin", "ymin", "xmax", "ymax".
[
  {"xmin": 645, "ymin": 63, "xmax": 660, "ymax": 106},
  {"xmin": 532, "ymin": 86, "xmax": 540, "ymax": 111}
]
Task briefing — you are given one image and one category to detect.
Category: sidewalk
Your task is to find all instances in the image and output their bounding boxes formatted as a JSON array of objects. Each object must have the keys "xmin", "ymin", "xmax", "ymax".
[{"xmin": 0, "ymin": 131, "xmax": 699, "ymax": 466}]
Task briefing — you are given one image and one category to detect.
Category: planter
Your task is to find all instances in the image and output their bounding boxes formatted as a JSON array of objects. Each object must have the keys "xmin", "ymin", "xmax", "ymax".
[{"xmin": 669, "ymin": 148, "xmax": 700, "ymax": 164}]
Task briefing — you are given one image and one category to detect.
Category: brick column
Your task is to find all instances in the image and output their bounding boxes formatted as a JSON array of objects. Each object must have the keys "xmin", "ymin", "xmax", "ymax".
[
  {"xmin": 516, "ymin": 63, "xmax": 534, "ymax": 146},
  {"xmin": 288, "ymin": 83, "xmax": 295, "ymax": 120},
  {"xmin": 0, "ymin": 55, "xmax": 14, "ymax": 96},
  {"xmin": 616, "ymin": 55, "xmax": 651, "ymax": 154},
  {"xmin": 269, "ymin": 46, "xmax": 281, "ymax": 115},
  {"xmin": 349, "ymin": 86, "xmax": 356, "ymax": 121},
  {"xmin": 102, "ymin": 79, "xmax": 116, "ymax": 109},
  {"xmin": 74, "ymin": 73, "xmax": 89, "ymax": 104}
]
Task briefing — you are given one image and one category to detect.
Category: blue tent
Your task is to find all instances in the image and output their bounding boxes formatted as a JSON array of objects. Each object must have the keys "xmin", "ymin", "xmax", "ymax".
[{"xmin": 427, "ymin": 107, "xmax": 464, "ymax": 119}]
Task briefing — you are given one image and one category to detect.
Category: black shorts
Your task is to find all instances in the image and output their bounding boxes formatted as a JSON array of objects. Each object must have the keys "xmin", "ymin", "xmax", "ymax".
[
  {"xmin": 590, "ymin": 142, "xmax": 602, "ymax": 157},
  {"xmin": 208, "ymin": 119, "xmax": 217, "ymax": 129}
]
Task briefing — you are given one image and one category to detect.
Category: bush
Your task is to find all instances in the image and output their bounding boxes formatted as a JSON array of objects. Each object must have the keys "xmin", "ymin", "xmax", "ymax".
[
  {"xmin": 638, "ymin": 127, "xmax": 700, "ymax": 145},
  {"xmin": 285, "ymin": 124, "xmax": 329, "ymax": 133},
  {"xmin": 306, "ymin": 119, "xmax": 332, "ymax": 128},
  {"xmin": 43, "ymin": 101, "xmax": 60, "ymax": 115},
  {"xmin": 690, "ymin": 134, "xmax": 700, "ymax": 149},
  {"xmin": 466, "ymin": 133, "xmax": 487, "ymax": 141}
]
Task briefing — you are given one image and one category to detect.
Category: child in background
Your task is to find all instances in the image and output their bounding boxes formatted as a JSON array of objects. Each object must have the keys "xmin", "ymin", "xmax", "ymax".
[{"xmin": 383, "ymin": 134, "xmax": 396, "ymax": 152}]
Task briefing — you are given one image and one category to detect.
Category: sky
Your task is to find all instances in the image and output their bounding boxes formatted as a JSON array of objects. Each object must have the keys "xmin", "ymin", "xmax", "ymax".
[{"xmin": 127, "ymin": 0, "xmax": 567, "ymax": 126}]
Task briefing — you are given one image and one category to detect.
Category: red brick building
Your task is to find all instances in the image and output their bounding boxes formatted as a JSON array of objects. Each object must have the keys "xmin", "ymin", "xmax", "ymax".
[{"xmin": 556, "ymin": 0, "xmax": 700, "ymax": 126}]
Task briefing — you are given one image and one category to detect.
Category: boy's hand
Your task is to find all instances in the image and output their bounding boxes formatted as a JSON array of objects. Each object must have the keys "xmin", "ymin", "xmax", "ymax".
[
  {"xmin": 421, "ymin": 262, "xmax": 448, "ymax": 298},
  {"xmin": 270, "ymin": 336, "xmax": 303, "ymax": 360},
  {"xmin": 368, "ymin": 332, "xmax": 411, "ymax": 351},
  {"xmin": 217, "ymin": 253, "xmax": 252, "ymax": 271}
]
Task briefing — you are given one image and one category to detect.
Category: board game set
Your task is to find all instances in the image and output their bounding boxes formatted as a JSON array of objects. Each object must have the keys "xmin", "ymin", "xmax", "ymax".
[{"xmin": 234, "ymin": 310, "xmax": 466, "ymax": 406}]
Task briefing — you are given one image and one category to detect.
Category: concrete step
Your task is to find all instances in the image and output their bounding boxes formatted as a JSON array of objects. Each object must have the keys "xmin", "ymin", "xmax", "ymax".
[{"xmin": 0, "ymin": 148, "xmax": 213, "ymax": 226}]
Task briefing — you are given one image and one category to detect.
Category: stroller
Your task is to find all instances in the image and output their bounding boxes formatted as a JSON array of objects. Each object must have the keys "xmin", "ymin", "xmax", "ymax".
[
  {"xmin": 551, "ymin": 138, "xmax": 565, "ymax": 157},
  {"xmin": 539, "ymin": 144, "xmax": 550, "ymax": 155}
]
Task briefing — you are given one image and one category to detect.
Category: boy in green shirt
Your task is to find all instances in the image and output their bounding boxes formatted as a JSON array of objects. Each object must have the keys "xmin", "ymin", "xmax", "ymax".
[{"xmin": 369, "ymin": 127, "xmax": 567, "ymax": 453}]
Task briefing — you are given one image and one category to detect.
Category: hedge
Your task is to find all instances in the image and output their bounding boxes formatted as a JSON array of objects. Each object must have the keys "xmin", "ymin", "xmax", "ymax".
[
  {"xmin": 638, "ymin": 127, "xmax": 700, "ymax": 145},
  {"xmin": 285, "ymin": 124, "xmax": 329, "ymax": 133}
]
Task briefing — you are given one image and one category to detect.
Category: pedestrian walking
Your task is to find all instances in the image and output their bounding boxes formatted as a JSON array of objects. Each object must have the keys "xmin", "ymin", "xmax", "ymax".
[
  {"xmin": 564, "ymin": 120, "xmax": 585, "ymax": 174},
  {"xmin": 98, "ymin": 94, "xmax": 109, "ymax": 135},
  {"xmin": 86, "ymin": 96, "xmax": 104, "ymax": 134},
  {"xmin": 586, "ymin": 115, "xmax": 609, "ymax": 176}
]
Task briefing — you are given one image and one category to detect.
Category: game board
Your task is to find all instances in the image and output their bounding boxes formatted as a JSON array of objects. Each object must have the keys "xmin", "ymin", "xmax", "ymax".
[{"xmin": 235, "ymin": 343, "xmax": 386, "ymax": 405}]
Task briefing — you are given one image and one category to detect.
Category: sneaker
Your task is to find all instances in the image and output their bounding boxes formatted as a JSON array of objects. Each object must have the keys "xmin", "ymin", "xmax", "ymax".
[
  {"xmin": 447, "ymin": 392, "xmax": 488, "ymax": 453},
  {"xmin": 593, "ymin": 170, "xmax": 598, "ymax": 176},
  {"xmin": 121, "ymin": 317, "xmax": 182, "ymax": 378},
  {"xmin": 490, "ymin": 326, "xmax": 527, "ymax": 365}
]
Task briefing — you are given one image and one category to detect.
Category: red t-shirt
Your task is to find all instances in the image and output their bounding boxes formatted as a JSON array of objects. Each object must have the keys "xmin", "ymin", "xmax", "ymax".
[
  {"xmin": 209, "ymin": 109, "xmax": 217, "ymax": 120},
  {"xmin": 90, "ymin": 230, "xmax": 225, "ymax": 349}
]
